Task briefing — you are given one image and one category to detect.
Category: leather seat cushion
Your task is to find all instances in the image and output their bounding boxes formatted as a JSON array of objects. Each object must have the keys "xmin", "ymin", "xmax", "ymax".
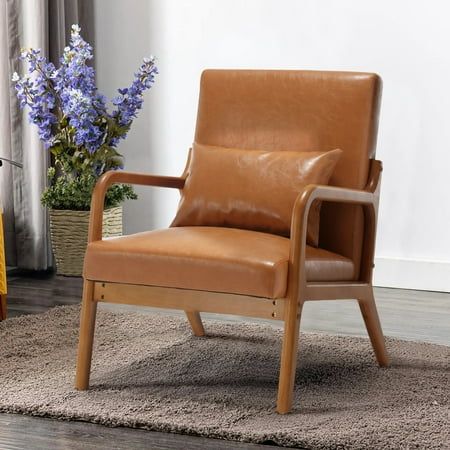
[{"xmin": 84, "ymin": 227, "xmax": 355, "ymax": 299}]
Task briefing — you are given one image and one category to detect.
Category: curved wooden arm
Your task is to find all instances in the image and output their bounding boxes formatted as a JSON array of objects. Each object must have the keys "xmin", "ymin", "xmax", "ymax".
[
  {"xmin": 88, "ymin": 171, "xmax": 185, "ymax": 243},
  {"xmin": 289, "ymin": 161, "xmax": 382, "ymax": 303}
]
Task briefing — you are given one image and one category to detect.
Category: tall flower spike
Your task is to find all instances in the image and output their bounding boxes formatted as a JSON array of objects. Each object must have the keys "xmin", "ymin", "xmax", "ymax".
[
  {"xmin": 12, "ymin": 23, "xmax": 157, "ymax": 159},
  {"xmin": 112, "ymin": 56, "xmax": 158, "ymax": 132}
]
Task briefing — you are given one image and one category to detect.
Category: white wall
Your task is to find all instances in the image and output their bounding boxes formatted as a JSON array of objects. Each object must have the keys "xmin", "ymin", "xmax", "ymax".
[{"xmin": 94, "ymin": 0, "xmax": 450, "ymax": 292}]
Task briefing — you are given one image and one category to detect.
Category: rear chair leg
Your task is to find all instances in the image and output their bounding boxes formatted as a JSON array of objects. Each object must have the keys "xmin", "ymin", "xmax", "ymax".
[
  {"xmin": 277, "ymin": 302, "xmax": 303, "ymax": 414},
  {"xmin": 75, "ymin": 280, "xmax": 98, "ymax": 390},
  {"xmin": 185, "ymin": 311, "xmax": 205, "ymax": 336},
  {"xmin": 358, "ymin": 289, "xmax": 389, "ymax": 367}
]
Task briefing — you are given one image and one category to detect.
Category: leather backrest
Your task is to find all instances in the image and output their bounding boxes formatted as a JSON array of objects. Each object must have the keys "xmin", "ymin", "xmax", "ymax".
[{"xmin": 194, "ymin": 70, "xmax": 382, "ymax": 275}]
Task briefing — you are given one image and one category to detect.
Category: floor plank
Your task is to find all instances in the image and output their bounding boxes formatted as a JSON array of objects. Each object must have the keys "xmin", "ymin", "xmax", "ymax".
[{"xmin": 0, "ymin": 414, "xmax": 273, "ymax": 450}]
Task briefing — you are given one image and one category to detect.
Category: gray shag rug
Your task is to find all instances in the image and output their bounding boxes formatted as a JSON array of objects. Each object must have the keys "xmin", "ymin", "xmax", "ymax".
[{"xmin": 0, "ymin": 306, "xmax": 448, "ymax": 449}]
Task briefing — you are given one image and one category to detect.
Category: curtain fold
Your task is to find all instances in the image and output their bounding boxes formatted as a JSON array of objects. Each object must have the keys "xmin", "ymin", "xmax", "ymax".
[
  {"xmin": 0, "ymin": 0, "xmax": 22, "ymax": 266},
  {"xmin": 0, "ymin": 0, "xmax": 94, "ymax": 269}
]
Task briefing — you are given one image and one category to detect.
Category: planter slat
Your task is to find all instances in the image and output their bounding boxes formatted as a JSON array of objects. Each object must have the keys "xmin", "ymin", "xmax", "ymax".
[{"xmin": 49, "ymin": 207, "xmax": 122, "ymax": 277}]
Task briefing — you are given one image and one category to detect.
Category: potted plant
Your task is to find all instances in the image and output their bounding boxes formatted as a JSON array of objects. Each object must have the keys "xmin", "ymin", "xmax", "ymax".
[{"xmin": 12, "ymin": 24, "xmax": 158, "ymax": 276}]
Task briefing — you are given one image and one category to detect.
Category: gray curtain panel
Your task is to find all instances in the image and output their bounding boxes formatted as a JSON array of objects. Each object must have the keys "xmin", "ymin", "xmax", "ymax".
[{"xmin": 0, "ymin": 0, "xmax": 94, "ymax": 269}]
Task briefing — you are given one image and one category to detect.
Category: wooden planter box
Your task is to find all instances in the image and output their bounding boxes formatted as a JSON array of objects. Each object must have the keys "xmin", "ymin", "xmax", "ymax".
[{"xmin": 49, "ymin": 207, "xmax": 122, "ymax": 277}]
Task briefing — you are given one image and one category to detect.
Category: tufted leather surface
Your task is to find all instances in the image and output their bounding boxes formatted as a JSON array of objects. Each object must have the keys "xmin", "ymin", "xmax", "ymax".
[
  {"xmin": 84, "ymin": 227, "xmax": 355, "ymax": 299},
  {"xmin": 171, "ymin": 144, "xmax": 342, "ymax": 246},
  {"xmin": 194, "ymin": 70, "xmax": 382, "ymax": 276}
]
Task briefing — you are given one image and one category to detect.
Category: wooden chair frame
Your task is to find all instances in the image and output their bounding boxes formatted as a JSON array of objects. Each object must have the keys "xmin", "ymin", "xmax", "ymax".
[{"xmin": 75, "ymin": 159, "xmax": 388, "ymax": 414}]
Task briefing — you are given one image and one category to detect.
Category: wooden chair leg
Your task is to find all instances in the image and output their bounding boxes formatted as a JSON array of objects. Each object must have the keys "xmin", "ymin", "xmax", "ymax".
[
  {"xmin": 277, "ymin": 302, "xmax": 303, "ymax": 414},
  {"xmin": 358, "ymin": 289, "xmax": 389, "ymax": 367},
  {"xmin": 185, "ymin": 311, "xmax": 205, "ymax": 336},
  {"xmin": 0, "ymin": 294, "xmax": 6, "ymax": 320},
  {"xmin": 75, "ymin": 280, "xmax": 98, "ymax": 390}
]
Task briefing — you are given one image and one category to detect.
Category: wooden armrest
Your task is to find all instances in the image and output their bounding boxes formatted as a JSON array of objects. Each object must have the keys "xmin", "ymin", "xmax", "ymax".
[
  {"xmin": 88, "ymin": 171, "xmax": 185, "ymax": 243},
  {"xmin": 296, "ymin": 184, "xmax": 376, "ymax": 211},
  {"xmin": 289, "ymin": 182, "xmax": 380, "ymax": 301},
  {"xmin": 291, "ymin": 160, "xmax": 382, "ymax": 238},
  {"xmin": 291, "ymin": 184, "xmax": 377, "ymax": 237}
]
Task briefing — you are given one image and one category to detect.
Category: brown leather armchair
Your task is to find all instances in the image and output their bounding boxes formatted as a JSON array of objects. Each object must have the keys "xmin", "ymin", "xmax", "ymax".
[{"xmin": 76, "ymin": 70, "xmax": 388, "ymax": 414}]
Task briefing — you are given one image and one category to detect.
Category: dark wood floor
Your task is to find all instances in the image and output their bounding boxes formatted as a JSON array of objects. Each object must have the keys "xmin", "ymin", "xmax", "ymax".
[
  {"xmin": 1, "ymin": 271, "xmax": 449, "ymax": 449},
  {"xmin": 0, "ymin": 414, "xmax": 273, "ymax": 450}
]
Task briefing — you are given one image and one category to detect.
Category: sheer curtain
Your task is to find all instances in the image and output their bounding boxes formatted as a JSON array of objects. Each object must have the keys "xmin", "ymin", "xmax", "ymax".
[{"xmin": 0, "ymin": 0, "xmax": 94, "ymax": 269}]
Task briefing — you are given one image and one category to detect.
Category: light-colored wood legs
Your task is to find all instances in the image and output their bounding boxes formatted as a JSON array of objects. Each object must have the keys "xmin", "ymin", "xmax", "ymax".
[
  {"xmin": 277, "ymin": 301, "xmax": 302, "ymax": 414},
  {"xmin": 358, "ymin": 290, "xmax": 389, "ymax": 367},
  {"xmin": 75, "ymin": 280, "xmax": 97, "ymax": 390},
  {"xmin": 185, "ymin": 311, "xmax": 205, "ymax": 336},
  {"xmin": 276, "ymin": 289, "xmax": 387, "ymax": 414},
  {"xmin": 0, "ymin": 294, "xmax": 6, "ymax": 320}
]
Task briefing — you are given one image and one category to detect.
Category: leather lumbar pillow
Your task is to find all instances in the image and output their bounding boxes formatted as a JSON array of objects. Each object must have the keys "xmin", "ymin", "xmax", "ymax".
[{"xmin": 171, "ymin": 143, "xmax": 342, "ymax": 246}]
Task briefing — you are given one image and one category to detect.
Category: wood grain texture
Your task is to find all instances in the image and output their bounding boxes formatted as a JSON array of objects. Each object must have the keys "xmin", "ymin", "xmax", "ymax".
[
  {"xmin": 6, "ymin": 270, "xmax": 82, "ymax": 318},
  {"xmin": 0, "ymin": 414, "xmax": 276, "ymax": 450},
  {"xmin": 75, "ymin": 280, "xmax": 97, "ymax": 390},
  {"xmin": 276, "ymin": 301, "xmax": 302, "ymax": 413},
  {"xmin": 358, "ymin": 290, "xmax": 389, "ymax": 367},
  {"xmin": 94, "ymin": 282, "xmax": 285, "ymax": 320},
  {"xmin": 185, "ymin": 311, "xmax": 206, "ymax": 336}
]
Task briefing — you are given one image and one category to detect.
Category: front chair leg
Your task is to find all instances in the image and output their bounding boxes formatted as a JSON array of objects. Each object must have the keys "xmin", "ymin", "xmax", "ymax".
[
  {"xmin": 75, "ymin": 280, "xmax": 98, "ymax": 390},
  {"xmin": 277, "ymin": 301, "xmax": 303, "ymax": 414},
  {"xmin": 185, "ymin": 311, "xmax": 205, "ymax": 336},
  {"xmin": 358, "ymin": 289, "xmax": 389, "ymax": 367}
]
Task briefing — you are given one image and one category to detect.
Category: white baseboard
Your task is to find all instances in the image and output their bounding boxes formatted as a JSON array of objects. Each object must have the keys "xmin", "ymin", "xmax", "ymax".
[{"xmin": 373, "ymin": 257, "xmax": 450, "ymax": 293}]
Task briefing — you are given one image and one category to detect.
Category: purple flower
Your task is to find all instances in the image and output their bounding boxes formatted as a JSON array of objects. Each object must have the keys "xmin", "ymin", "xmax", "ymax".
[
  {"xmin": 111, "ymin": 56, "xmax": 158, "ymax": 131},
  {"xmin": 12, "ymin": 24, "xmax": 158, "ymax": 175}
]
